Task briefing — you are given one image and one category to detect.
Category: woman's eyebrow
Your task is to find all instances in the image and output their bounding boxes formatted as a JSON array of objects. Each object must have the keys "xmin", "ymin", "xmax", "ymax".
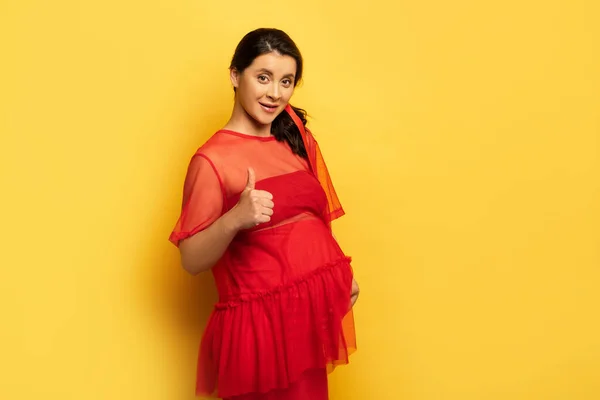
[
  {"xmin": 256, "ymin": 68, "xmax": 273, "ymax": 76},
  {"xmin": 256, "ymin": 68, "xmax": 295, "ymax": 79}
]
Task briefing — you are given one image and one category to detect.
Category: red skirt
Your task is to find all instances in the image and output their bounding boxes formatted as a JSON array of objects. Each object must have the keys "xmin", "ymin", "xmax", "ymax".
[
  {"xmin": 224, "ymin": 368, "xmax": 329, "ymax": 400},
  {"xmin": 197, "ymin": 257, "xmax": 356, "ymax": 399}
]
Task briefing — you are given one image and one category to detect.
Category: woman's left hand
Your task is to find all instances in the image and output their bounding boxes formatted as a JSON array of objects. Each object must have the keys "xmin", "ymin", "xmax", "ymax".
[{"xmin": 350, "ymin": 278, "xmax": 360, "ymax": 309}]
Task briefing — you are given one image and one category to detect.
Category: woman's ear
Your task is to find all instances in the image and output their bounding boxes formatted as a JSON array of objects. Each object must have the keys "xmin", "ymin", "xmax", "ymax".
[{"xmin": 230, "ymin": 68, "xmax": 240, "ymax": 89}]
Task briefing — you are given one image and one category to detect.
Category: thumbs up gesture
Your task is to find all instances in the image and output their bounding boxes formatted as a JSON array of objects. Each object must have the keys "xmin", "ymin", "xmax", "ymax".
[{"xmin": 231, "ymin": 167, "xmax": 274, "ymax": 230}]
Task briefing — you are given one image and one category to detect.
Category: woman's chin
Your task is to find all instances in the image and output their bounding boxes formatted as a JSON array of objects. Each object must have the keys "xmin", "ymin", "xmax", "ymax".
[{"xmin": 251, "ymin": 112, "xmax": 278, "ymax": 126}]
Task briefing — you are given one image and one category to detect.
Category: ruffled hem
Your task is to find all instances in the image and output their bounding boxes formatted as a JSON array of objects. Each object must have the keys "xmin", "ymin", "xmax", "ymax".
[
  {"xmin": 214, "ymin": 256, "xmax": 352, "ymax": 309},
  {"xmin": 195, "ymin": 256, "xmax": 357, "ymax": 399}
]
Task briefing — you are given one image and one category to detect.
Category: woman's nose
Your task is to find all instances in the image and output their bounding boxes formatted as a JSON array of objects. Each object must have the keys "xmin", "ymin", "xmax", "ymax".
[{"xmin": 267, "ymin": 84, "xmax": 281, "ymax": 101}]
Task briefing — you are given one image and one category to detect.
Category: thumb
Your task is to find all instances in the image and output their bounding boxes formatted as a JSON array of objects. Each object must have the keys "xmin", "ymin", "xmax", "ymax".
[{"xmin": 245, "ymin": 167, "xmax": 256, "ymax": 190}]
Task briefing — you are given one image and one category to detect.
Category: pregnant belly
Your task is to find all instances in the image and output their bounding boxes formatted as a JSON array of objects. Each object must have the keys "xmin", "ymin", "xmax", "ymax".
[{"xmin": 218, "ymin": 217, "xmax": 348, "ymax": 296}]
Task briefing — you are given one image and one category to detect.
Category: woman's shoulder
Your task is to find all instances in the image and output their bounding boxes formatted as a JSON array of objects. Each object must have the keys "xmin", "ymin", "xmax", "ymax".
[
  {"xmin": 191, "ymin": 130, "xmax": 261, "ymax": 176},
  {"xmin": 193, "ymin": 130, "xmax": 235, "ymax": 158}
]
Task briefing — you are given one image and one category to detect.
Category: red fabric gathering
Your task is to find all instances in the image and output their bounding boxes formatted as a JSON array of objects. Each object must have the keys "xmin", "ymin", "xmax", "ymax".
[{"xmin": 169, "ymin": 122, "xmax": 356, "ymax": 399}]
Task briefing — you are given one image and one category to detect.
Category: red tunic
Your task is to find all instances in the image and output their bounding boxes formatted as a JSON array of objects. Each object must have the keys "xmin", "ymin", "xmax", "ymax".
[{"xmin": 170, "ymin": 129, "xmax": 356, "ymax": 399}]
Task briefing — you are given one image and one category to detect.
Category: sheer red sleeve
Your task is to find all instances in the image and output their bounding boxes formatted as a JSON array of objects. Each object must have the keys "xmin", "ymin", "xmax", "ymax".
[
  {"xmin": 285, "ymin": 105, "xmax": 345, "ymax": 224},
  {"xmin": 169, "ymin": 153, "xmax": 224, "ymax": 247},
  {"xmin": 307, "ymin": 129, "xmax": 345, "ymax": 222}
]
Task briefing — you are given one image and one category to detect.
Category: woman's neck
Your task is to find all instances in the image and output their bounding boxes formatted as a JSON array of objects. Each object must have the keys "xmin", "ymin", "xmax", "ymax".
[{"xmin": 223, "ymin": 102, "xmax": 272, "ymax": 137}]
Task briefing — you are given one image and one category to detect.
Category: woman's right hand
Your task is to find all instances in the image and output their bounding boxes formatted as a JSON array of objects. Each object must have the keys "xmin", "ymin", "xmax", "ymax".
[{"xmin": 228, "ymin": 167, "xmax": 274, "ymax": 231}]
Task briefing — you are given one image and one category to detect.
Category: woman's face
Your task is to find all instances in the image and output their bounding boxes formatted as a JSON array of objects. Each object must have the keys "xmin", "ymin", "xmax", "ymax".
[{"xmin": 231, "ymin": 51, "xmax": 297, "ymax": 127}]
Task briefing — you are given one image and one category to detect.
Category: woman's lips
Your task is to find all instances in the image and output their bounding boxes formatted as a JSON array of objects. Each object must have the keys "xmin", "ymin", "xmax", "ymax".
[{"xmin": 259, "ymin": 102, "xmax": 278, "ymax": 113}]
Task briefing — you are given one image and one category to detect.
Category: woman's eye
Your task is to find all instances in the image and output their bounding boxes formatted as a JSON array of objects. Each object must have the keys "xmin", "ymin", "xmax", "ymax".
[
  {"xmin": 258, "ymin": 75, "xmax": 269, "ymax": 83},
  {"xmin": 282, "ymin": 79, "xmax": 292, "ymax": 86}
]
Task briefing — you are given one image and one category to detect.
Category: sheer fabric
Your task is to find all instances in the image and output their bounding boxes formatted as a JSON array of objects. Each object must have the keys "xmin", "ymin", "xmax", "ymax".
[
  {"xmin": 284, "ymin": 104, "xmax": 345, "ymax": 223},
  {"xmin": 169, "ymin": 121, "xmax": 356, "ymax": 399}
]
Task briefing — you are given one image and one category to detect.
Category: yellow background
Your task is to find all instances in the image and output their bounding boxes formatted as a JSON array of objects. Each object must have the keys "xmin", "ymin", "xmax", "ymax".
[{"xmin": 1, "ymin": 0, "xmax": 599, "ymax": 399}]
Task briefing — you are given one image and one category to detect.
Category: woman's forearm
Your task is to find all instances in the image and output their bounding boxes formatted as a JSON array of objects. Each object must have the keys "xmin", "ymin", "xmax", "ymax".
[{"xmin": 178, "ymin": 211, "xmax": 240, "ymax": 275}]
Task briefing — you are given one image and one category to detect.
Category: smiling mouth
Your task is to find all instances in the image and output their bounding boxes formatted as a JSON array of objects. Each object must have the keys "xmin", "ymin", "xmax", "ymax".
[{"xmin": 259, "ymin": 102, "xmax": 279, "ymax": 113}]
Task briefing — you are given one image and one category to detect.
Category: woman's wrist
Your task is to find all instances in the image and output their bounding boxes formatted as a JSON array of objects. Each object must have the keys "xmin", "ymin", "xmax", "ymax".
[{"xmin": 220, "ymin": 208, "xmax": 242, "ymax": 234}]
